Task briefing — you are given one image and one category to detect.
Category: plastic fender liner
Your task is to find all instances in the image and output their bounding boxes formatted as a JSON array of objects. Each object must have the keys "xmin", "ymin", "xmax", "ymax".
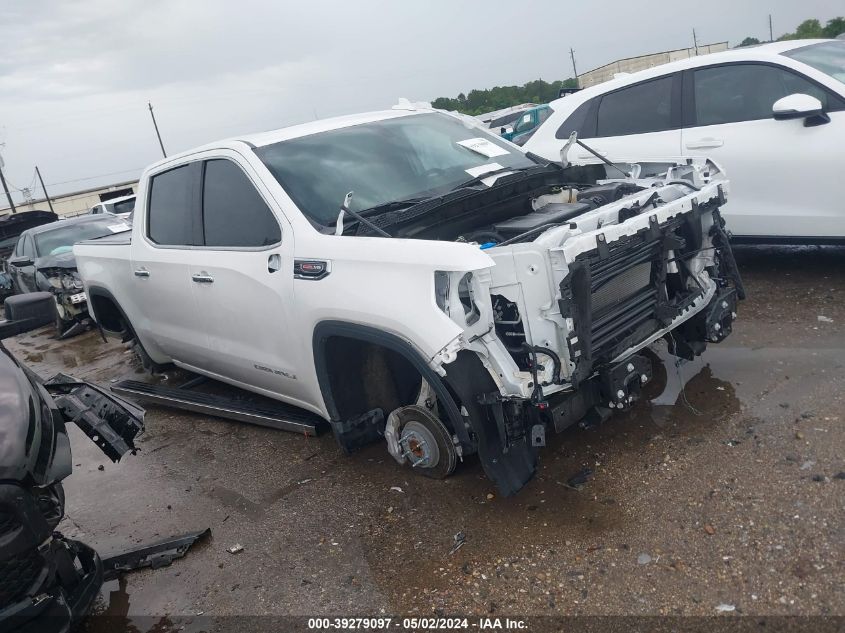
[
  {"xmin": 312, "ymin": 321, "xmax": 471, "ymax": 452},
  {"xmin": 443, "ymin": 351, "xmax": 538, "ymax": 496}
]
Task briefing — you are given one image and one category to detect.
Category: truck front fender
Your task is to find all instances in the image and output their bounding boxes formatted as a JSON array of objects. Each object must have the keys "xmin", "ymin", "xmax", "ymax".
[{"xmin": 312, "ymin": 320, "xmax": 470, "ymax": 450}]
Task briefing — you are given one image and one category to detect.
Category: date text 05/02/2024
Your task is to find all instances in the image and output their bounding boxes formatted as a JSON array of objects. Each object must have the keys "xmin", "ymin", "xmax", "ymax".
[{"xmin": 307, "ymin": 617, "xmax": 528, "ymax": 630}]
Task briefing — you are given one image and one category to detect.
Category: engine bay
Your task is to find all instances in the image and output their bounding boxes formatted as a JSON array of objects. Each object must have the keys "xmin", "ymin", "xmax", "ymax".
[{"xmin": 362, "ymin": 160, "xmax": 714, "ymax": 246}]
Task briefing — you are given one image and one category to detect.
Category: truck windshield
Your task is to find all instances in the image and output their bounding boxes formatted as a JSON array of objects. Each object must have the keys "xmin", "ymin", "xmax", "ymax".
[
  {"xmin": 255, "ymin": 112, "xmax": 536, "ymax": 226},
  {"xmin": 34, "ymin": 218, "xmax": 129, "ymax": 256}
]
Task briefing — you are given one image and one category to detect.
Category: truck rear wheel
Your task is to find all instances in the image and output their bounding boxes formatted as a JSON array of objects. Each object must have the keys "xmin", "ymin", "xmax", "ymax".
[
  {"xmin": 132, "ymin": 338, "xmax": 167, "ymax": 374},
  {"xmin": 394, "ymin": 405, "xmax": 457, "ymax": 479}
]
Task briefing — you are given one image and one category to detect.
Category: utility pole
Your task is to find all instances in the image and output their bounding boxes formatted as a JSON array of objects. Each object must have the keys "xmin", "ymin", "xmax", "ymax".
[
  {"xmin": 148, "ymin": 102, "xmax": 167, "ymax": 158},
  {"xmin": 0, "ymin": 153, "xmax": 15, "ymax": 214},
  {"xmin": 768, "ymin": 14, "xmax": 774, "ymax": 42},
  {"xmin": 569, "ymin": 48, "xmax": 578, "ymax": 85},
  {"xmin": 35, "ymin": 166, "xmax": 54, "ymax": 213},
  {"xmin": 692, "ymin": 28, "xmax": 699, "ymax": 55}
]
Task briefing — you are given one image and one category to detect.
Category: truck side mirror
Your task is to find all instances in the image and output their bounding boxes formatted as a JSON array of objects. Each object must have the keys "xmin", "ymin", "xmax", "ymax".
[{"xmin": 773, "ymin": 93, "xmax": 829, "ymax": 127}]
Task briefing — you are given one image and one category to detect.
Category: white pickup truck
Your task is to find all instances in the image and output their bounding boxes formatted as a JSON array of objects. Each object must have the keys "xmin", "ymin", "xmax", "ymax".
[{"xmin": 74, "ymin": 104, "xmax": 744, "ymax": 495}]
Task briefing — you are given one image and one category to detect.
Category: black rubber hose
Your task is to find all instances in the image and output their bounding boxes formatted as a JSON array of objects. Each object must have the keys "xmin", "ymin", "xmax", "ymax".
[{"xmin": 523, "ymin": 344, "xmax": 562, "ymax": 385}]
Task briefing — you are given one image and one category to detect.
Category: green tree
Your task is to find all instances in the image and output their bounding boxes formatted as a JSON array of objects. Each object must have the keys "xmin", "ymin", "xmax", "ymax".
[
  {"xmin": 823, "ymin": 17, "xmax": 845, "ymax": 38},
  {"xmin": 795, "ymin": 19, "xmax": 824, "ymax": 38},
  {"xmin": 736, "ymin": 36, "xmax": 761, "ymax": 47},
  {"xmin": 779, "ymin": 17, "xmax": 828, "ymax": 40},
  {"xmin": 432, "ymin": 78, "xmax": 578, "ymax": 115}
]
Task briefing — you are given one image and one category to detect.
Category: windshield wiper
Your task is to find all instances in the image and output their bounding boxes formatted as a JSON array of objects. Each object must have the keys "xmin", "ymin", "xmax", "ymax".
[
  {"xmin": 357, "ymin": 196, "xmax": 430, "ymax": 217},
  {"xmin": 450, "ymin": 165, "xmax": 535, "ymax": 191},
  {"xmin": 336, "ymin": 192, "xmax": 432, "ymax": 237},
  {"xmin": 334, "ymin": 195, "xmax": 430, "ymax": 237}
]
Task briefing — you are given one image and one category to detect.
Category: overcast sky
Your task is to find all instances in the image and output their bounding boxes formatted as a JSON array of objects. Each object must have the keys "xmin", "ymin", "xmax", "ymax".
[{"xmin": 0, "ymin": 0, "xmax": 839, "ymax": 204}]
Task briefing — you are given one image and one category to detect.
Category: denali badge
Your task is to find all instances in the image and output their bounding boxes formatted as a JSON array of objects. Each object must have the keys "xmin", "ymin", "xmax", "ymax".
[{"xmin": 254, "ymin": 364, "xmax": 297, "ymax": 380}]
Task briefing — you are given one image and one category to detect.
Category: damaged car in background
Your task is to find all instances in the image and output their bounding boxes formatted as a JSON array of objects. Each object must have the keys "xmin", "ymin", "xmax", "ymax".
[
  {"xmin": 0, "ymin": 211, "xmax": 58, "ymax": 301},
  {"xmin": 73, "ymin": 104, "xmax": 744, "ymax": 495},
  {"xmin": 6, "ymin": 215, "xmax": 131, "ymax": 336}
]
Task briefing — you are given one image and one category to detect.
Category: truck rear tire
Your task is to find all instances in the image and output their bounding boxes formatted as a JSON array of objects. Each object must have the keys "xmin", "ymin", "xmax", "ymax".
[{"xmin": 132, "ymin": 338, "xmax": 167, "ymax": 374}]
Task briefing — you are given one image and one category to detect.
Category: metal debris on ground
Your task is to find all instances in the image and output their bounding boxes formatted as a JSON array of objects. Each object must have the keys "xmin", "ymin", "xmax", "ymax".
[
  {"xmin": 102, "ymin": 529, "xmax": 211, "ymax": 580},
  {"xmin": 227, "ymin": 543, "xmax": 244, "ymax": 554},
  {"xmin": 565, "ymin": 467, "xmax": 594, "ymax": 490},
  {"xmin": 449, "ymin": 531, "xmax": 466, "ymax": 555},
  {"xmin": 715, "ymin": 604, "xmax": 736, "ymax": 612},
  {"xmin": 390, "ymin": 486, "xmax": 404, "ymax": 493},
  {"xmin": 817, "ymin": 315, "xmax": 834, "ymax": 323}
]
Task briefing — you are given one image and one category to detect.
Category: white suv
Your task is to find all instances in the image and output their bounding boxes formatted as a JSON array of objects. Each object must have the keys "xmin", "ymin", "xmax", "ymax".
[{"xmin": 525, "ymin": 39, "xmax": 845, "ymax": 242}]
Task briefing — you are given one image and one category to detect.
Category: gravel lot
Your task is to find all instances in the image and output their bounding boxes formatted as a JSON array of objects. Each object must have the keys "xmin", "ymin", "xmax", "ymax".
[{"xmin": 5, "ymin": 244, "xmax": 844, "ymax": 632}]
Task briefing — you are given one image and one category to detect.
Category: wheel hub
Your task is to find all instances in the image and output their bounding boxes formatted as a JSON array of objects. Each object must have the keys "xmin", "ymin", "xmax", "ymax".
[{"xmin": 399, "ymin": 420, "xmax": 440, "ymax": 468}]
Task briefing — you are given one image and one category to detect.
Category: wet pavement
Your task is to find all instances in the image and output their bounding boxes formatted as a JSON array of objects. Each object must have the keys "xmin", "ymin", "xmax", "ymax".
[{"xmin": 4, "ymin": 244, "xmax": 844, "ymax": 629}]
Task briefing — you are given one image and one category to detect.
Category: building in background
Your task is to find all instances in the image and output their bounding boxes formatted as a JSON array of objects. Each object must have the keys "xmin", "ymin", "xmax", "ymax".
[
  {"xmin": 577, "ymin": 42, "xmax": 729, "ymax": 88},
  {"xmin": 0, "ymin": 179, "xmax": 138, "ymax": 218}
]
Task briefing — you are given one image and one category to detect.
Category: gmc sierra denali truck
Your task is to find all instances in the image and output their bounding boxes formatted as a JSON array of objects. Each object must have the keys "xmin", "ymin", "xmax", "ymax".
[{"xmin": 73, "ymin": 104, "xmax": 744, "ymax": 495}]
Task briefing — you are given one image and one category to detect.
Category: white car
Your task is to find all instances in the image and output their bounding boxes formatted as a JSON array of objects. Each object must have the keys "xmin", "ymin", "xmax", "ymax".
[
  {"xmin": 74, "ymin": 105, "xmax": 743, "ymax": 495},
  {"xmin": 525, "ymin": 39, "xmax": 845, "ymax": 242},
  {"xmin": 89, "ymin": 194, "xmax": 136, "ymax": 220}
]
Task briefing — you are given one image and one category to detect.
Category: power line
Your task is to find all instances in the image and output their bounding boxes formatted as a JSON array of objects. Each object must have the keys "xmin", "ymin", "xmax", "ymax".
[{"xmin": 5, "ymin": 167, "xmax": 144, "ymax": 192}]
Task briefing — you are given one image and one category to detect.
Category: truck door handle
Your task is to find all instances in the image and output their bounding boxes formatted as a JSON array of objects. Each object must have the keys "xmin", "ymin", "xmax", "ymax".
[
  {"xmin": 191, "ymin": 272, "xmax": 214, "ymax": 284},
  {"xmin": 134, "ymin": 268, "xmax": 150, "ymax": 278},
  {"xmin": 685, "ymin": 138, "xmax": 723, "ymax": 149}
]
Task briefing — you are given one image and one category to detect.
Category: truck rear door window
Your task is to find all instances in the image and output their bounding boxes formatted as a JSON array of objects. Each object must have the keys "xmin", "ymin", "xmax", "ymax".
[
  {"xmin": 148, "ymin": 165, "xmax": 194, "ymax": 246},
  {"xmin": 201, "ymin": 160, "xmax": 281, "ymax": 247}
]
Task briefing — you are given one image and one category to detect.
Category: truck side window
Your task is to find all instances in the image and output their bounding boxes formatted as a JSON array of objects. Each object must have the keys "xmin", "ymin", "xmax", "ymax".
[
  {"xmin": 148, "ymin": 165, "xmax": 195, "ymax": 246},
  {"xmin": 201, "ymin": 159, "xmax": 281, "ymax": 248}
]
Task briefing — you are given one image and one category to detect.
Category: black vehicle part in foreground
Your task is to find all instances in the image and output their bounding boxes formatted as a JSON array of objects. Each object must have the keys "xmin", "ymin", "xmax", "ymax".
[
  {"xmin": 0, "ymin": 343, "xmax": 207, "ymax": 633},
  {"xmin": 0, "ymin": 292, "xmax": 56, "ymax": 339}
]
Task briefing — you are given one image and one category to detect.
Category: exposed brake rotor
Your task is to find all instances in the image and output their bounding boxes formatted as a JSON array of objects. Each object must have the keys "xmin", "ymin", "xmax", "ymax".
[{"xmin": 384, "ymin": 405, "xmax": 457, "ymax": 479}]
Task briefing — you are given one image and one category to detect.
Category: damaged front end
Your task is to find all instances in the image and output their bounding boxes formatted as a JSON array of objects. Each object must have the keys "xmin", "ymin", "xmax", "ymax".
[
  {"xmin": 432, "ymin": 159, "xmax": 744, "ymax": 494},
  {"xmin": 38, "ymin": 266, "xmax": 89, "ymax": 336},
  {"xmin": 0, "ymin": 344, "xmax": 144, "ymax": 633}
]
